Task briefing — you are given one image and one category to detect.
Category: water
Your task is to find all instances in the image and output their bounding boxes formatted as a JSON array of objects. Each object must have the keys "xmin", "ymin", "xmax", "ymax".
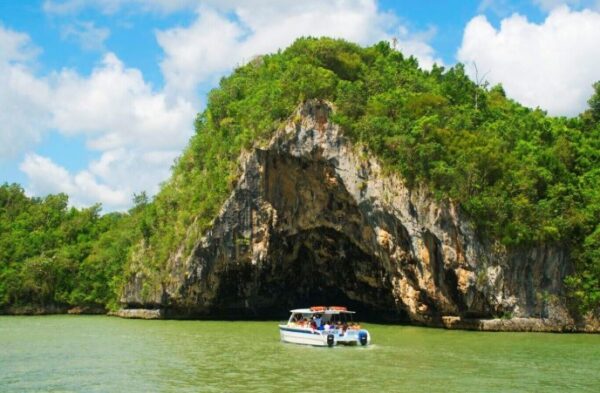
[{"xmin": 1, "ymin": 316, "xmax": 599, "ymax": 392}]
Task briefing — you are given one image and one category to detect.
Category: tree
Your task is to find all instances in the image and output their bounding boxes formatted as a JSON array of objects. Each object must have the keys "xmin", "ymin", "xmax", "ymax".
[
  {"xmin": 132, "ymin": 191, "xmax": 149, "ymax": 209},
  {"xmin": 472, "ymin": 62, "xmax": 490, "ymax": 110},
  {"xmin": 588, "ymin": 81, "xmax": 600, "ymax": 122}
]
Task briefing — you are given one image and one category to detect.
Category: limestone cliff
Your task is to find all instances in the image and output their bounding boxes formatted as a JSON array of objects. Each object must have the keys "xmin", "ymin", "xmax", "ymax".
[{"xmin": 120, "ymin": 100, "xmax": 595, "ymax": 331}]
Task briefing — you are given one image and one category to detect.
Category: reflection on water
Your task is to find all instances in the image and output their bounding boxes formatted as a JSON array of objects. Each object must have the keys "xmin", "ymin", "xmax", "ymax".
[{"xmin": 1, "ymin": 316, "xmax": 599, "ymax": 392}]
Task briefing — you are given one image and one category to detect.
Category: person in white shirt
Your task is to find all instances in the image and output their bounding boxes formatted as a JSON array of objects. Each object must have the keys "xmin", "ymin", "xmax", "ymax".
[{"xmin": 313, "ymin": 315, "xmax": 322, "ymax": 329}]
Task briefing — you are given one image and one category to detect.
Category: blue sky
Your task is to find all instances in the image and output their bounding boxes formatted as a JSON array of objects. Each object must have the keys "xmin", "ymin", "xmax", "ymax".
[{"xmin": 1, "ymin": 0, "xmax": 599, "ymax": 211}]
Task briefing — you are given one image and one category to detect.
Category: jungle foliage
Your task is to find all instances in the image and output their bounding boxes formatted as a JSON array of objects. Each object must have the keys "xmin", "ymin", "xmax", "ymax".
[{"xmin": 0, "ymin": 185, "xmax": 148, "ymax": 311}]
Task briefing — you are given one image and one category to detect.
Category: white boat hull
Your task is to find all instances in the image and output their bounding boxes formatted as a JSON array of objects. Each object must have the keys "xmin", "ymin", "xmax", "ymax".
[{"xmin": 279, "ymin": 325, "xmax": 370, "ymax": 347}]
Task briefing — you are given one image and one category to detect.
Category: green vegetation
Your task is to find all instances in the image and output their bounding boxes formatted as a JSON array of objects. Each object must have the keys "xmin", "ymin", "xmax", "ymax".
[
  {"xmin": 0, "ymin": 185, "xmax": 147, "ymax": 312},
  {"xmin": 1, "ymin": 38, "xmax": 598, "ymax": 314}
]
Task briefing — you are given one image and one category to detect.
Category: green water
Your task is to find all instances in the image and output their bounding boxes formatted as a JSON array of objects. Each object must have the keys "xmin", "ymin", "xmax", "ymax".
[{"xmin": 1, "ymin": 316, "xmax": 599, "ymax": 392}]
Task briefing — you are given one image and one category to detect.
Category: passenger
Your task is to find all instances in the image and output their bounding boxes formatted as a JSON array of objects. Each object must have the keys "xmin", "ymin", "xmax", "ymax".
[
  {"xmin": 324, "ymin": 322, "xmax": 331, "ymax": 330},
  {"xmin": 314, "ymin": 314, "xmax": 322, "ymax": 328}
]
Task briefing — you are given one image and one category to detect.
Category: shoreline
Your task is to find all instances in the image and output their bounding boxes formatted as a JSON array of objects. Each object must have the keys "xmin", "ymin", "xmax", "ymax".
[
  {"xmin": 3, "ymin": 307, "xmax": 599, "ymax": 333},
  {"xmin": 1, "ymin": 305, "xmax": 106, "ymax": 316}
]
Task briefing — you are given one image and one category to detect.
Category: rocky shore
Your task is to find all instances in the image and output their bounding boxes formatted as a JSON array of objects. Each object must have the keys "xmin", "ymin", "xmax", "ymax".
[{"xmin": 2, "ymin": 305, "xmax": 106, "ymax": 315}]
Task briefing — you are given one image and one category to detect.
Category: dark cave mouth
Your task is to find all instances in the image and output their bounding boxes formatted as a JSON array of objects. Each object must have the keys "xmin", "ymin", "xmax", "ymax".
[
  {"xmin": 210, "ymin": 227, "xmax": 408, "ymax": 323},
  {"xmin": 272, "ymin": 283, "xmax": 407, "ymax": 323}
]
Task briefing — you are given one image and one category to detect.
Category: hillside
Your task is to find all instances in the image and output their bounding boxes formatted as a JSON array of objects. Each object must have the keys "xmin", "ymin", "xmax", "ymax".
[{"xmin": 1, "ymin": 38, "xmax": 599, "ymax": 326}]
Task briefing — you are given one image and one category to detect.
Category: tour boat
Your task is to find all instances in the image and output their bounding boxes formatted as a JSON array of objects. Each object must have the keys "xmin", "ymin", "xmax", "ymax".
[{"xmin": 278, "ymin": 306, "xmax": 371, "ymax": 347}]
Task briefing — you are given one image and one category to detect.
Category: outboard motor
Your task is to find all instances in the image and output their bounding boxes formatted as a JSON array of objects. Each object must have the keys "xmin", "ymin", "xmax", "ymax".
[
  {"xmin": 327, "ymin": 334, "xmax": 335, "ymax": 347},
  {"xmin": 358, "ymin": 330, "xmax": 368, "ymax": 346}
]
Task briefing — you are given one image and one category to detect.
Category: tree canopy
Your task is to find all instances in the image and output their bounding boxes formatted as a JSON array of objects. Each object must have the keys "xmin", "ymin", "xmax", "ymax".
[{"xmin": 0, "ymin": 184, "xmax": 144, "ymax": 311}]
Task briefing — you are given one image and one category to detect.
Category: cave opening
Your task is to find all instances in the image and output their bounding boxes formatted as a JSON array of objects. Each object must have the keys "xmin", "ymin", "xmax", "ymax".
[
  {"xmin": 212, "ymin": 227, "xmax": 407, "ymax": 323},
  {"xmin": 207, "ymin": 151, "xmax": 409, "ymax": 322},
  {"xmin": 278, "ymin": 230, "xmax": 405, "ymax": 322}
]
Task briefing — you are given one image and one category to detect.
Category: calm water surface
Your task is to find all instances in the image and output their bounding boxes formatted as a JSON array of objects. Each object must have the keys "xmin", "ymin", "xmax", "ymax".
[{"xmin": 1, "ymin": 316, "xmax": 599, "ymax": 392}]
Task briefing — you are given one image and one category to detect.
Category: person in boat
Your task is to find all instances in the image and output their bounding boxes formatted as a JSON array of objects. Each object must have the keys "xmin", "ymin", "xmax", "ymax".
[
  {"xmin": 313, "ymin": 314, "xmax": 322, "ymax": 329},
  {"xmin": 291, "ymin": 315, "xmax": 298, "ymax": 326}
]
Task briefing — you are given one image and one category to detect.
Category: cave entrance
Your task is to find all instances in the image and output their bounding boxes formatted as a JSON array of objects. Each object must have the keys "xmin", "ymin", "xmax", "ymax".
[
  {"xmin": 211, "ymin": 227, "xmax": 407, "ymax": 322},
  {"xmin": 212, "ymin": 150, "xmax": 408, "ymax": 322},
  {"xmin": 249, "ymin": 227, "xmax": 406, "ymax": 322},
  {"xmin": 259, "ymin": 151, "xmax": 407, "ymax": 322}
]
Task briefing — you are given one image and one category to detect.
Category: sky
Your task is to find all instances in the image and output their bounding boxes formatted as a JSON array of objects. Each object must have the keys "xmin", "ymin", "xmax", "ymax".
[{"xmin": 1, "ymin": 0, "xmax": 599, "ymax": 212}]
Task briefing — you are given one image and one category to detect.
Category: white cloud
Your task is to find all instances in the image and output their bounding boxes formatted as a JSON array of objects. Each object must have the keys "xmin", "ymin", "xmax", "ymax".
[
  {"xmin": 393, "ymin": 26, "xmax": 445, "ymax": 70},
  {"xmin": 458, "ymin": 7, "xmax": 600, "ymax": 116},
  {"xmin": 19, "ymin": 148, "xmax": 180, "ymax": 210},
  {"xmin": 61, "ymin": 21, "xmax": 110, "ymax": 51},
  {"xmin": 20, "ymin": 154, "xmax": 73, "ymax": 195},
  {"xmin": 87, "ymin": 147, "xmax": 178, "ymax": 197},
  {"xmin": 20, "ymin": 153, "xmax": 129, "ymax": 208},
  {"xmin": 0, "ymin": 65, "xmax": 51, "ymax": 158},
  {"xmin": 156, "ymin": 6, "xmax": 243, "ymax": 99},
  {"xmin": 38, "ymin": 53, "xmax": 194, "ymax": 210},
  {"xmin": 43, "ymin": 0, "xmax": 88, "ymax": 14},
  {"xmin": 0, "ymin": 25, "xmax": 50, "ymax": 159},
  {"xmin": 43, "ymin": 0, "xmax": 200, "ymax": 15},
  {"xmin": 533, "ymin": 0, "xmax": 576, "ymax": 11},
  {"xmin": 477, "ymin": 0, "xmax": 519, "ymax": 17},
  {"xmin": 0, "ymin": 24, "xmax": 40, "ymax": 63},
  {"xmin": 49, "ymin": 53, "xmax": 195, "ymax": 150},
  {"xmin": 532, "ymin": 0, "xmax": 600, "ymax": 12},
  {"xmin": 0, "ymin": 24, "xmax": 194, "ymax": 210}
]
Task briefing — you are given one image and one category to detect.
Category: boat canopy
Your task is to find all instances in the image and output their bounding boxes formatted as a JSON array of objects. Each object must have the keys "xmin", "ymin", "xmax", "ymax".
[{"xmin": 289, "ymin": 307, "xmax": 356, "ymax": 314}]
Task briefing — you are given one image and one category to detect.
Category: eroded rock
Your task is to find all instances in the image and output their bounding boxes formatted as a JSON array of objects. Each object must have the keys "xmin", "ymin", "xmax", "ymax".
[{"xmin": 119, "ymin": 100, "xmax": 597, "ymax": 331}]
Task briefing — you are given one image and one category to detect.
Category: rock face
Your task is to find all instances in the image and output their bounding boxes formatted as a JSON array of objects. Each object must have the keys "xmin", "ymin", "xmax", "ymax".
[
  {"xmin": 110, "ymin": 308, "xmax": 163, "ymax": 319},
  {"xmin": 121, "ymin": 100, "xmax": 593, "ymax": 331}
]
